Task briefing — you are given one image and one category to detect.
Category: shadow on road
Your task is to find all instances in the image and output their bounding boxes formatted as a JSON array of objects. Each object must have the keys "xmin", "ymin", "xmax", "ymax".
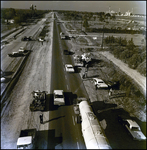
[
  {"xmin": 35, "ymin": 129, "xmax": 63, "ymax": 149},
  {"xmin": 43, "ymin": 115, "xmax": 65, "ymax": 124},
  {"xmin": 90, "ymin": 103, "xmax": 146, "ymax": 149}
]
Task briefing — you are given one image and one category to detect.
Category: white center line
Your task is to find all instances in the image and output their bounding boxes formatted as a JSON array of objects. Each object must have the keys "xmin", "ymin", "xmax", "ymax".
[
  {"xmin": 77, "ymin": 142, "xmax": 80, "ymax": 149},
  {"xmin": 72, "ymin": 115, "xmax": 75, "ymax": 126}
]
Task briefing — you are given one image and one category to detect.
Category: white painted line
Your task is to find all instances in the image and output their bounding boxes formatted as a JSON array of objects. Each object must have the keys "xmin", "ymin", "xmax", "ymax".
[
  {"xmin": 65, "ymin": 75, "xmax": 67, "ymax": 80},
  {"xmin": 77, "ymin": 142, "xmax": 80, "ymax": 149},
  {"xmin": 67, "ymin": 85, "xmax": 69, "ymax": 90},
  {"xmin": 72, "ymin": 115, "xmax": 75, "ymax": 126}
]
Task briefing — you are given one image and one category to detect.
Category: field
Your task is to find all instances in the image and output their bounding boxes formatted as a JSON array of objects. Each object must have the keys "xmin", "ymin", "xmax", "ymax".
[{"xmin": 87, "ymin": 32, "xmax": 146, "ymax": 46}]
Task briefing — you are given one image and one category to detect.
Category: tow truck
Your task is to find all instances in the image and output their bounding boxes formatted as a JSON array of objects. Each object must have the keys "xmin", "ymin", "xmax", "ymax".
[{"xmin": 30, "ymin": 90, "xmax": 47, "ymax": 111}]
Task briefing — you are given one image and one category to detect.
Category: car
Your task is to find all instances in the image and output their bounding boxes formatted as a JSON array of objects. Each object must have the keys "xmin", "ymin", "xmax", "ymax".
[
  {"xmin": 118, "ymin": 115, "xmax": 146, "ymax": 141},
  {"xmin": 64, "ymin": 50, "xmax": 69, "ymax": 55},
  {"xmin": 65, "ymin": 64, "xmax": 74, "ymax": 72},
  {"xmin": 92, "ymin": 78, "xmax": 108, "ymax": 89},
  {"xmin": 53, "ymin": 90, "xmax": 65, "ymax": 105},
  {"xmin": 8, "ymin": 52, "xmax": 21, "ymax": 57},
  {"xmin": 1, "ymin": 77, "xmax": 6, "ymax": 82},
  {"xmin": 38, "ymin": 37, "xmax": 45, "ymax": 42},
  {"xmin": 18, "ymin": 47, "xmax": 26, "ymax": 53}
]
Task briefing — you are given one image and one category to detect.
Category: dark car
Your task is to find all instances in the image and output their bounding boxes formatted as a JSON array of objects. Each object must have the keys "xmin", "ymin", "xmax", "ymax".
[{"xmin": 64, "ymin": 50, "xmax": 69, "ymax": 55}]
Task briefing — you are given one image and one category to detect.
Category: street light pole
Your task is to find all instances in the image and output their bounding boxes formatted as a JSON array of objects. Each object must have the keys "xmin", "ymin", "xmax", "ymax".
[{"xmin": 101, "ymin": 24, "xmax": 105, "ymax": 49}]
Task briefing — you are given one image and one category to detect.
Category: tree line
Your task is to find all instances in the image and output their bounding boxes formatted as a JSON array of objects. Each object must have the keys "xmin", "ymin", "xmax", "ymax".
[
  {"xmin": 104, "ymin": 36, "xmax": 146, "ymax": 76},
  {"xmin": 1, "ymin": 7, "xmax": 49, "ymax": 25}
]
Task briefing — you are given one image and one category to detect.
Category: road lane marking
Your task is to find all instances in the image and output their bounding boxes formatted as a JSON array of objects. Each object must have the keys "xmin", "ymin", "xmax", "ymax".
[
  {"xmin": 72, "ymin": 115, "xmax": 75, "ymax": 126},
  {"xmin": 67, "ymin": 85, "xmax": 69, "ymax": 90},
  {"xmin": 77, "ymin": 142, "xmax": 79, "ymax": 149},
  {"xmin": 65, "ymin": 75, "xmax": 67, "ymax": 80}
]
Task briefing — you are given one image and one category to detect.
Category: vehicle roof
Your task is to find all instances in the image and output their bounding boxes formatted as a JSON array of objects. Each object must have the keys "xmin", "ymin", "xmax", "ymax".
[
  {"xmin": 19, "ymin": 47, "xmax": 24, "ymax": 49},
  {"xmin": 17, "ymin": 136, "xmax": 32, "ymax": 146},
  {"xmin": 126, "ymin": 119, "xmax": 140, "ymax": 128},
  {"xmin": 54, "ymin": 90, "xmax": 63, "ymax": 95},
  {"xmin": 65, "ymin": 64, "xmax": 73, "ymax": 67},
  {"xmin": 93, "ymin": 78, "xmax": 104, "ymax": 82}
]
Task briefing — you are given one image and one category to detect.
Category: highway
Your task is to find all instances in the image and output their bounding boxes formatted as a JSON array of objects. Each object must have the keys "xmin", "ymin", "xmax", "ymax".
[
  {"xmin": 1, "ymin": 12, "xmax": 146, "ymax": 149},
  {"xmin": 48, "ymin": 18, "xmax": 87, "ymax": 149}
]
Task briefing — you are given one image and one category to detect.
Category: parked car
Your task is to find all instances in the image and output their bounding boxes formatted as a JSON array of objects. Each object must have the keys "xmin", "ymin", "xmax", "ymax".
[
  {"xmin": 64, "ymin": 50, "xmax": 69, "ymax": 55},
  {"xmin": 92, "ymin": 78, "xmax": 108, "ymax": 89},
  {"xmin": 65, "ymin": 64, "xmax": 74, "ymax": 72},
  {"xmin": 118, "ymin": 115, "xmax": 146, "ymax": 141},
  {"xmin": 38, "ymin": 37, "xmax": 45, "ymax": 42},
  {"xmin": 1, "ymin": 77, "xmax": 6, "ymax": 83},
  {"xmin": 18, "ymin": 47, "xmax": 26, "ymax": 53}
]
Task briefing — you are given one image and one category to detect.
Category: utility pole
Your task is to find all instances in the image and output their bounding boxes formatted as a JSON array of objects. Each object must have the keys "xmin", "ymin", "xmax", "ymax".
[{"xmin": 101, "ymin": 24, "xmax": 105, "ymax": 49}]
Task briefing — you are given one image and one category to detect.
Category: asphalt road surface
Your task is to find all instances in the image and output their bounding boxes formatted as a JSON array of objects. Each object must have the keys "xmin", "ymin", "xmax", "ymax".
[{"xmin": 48, "ymin": 19, "xmax": 87, "ymax": 149}]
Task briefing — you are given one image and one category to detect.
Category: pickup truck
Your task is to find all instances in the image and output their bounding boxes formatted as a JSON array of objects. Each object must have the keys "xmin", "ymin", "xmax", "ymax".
[
  {"xmin": 17, "ymin": 129, "xmax": 36, "ymax": 149},
  {"xmin": 118, "ymin": 115, "xmax": 146, "ymax": 141}
]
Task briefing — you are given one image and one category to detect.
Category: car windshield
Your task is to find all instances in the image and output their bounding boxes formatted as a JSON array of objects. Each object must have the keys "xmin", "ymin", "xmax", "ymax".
[
  {"xmin": 55, "ymin": 95, "xmax": 63, "ymax": 98},
  {"xmin": 68, "ymin": 66, "xmax": 73, "ymax": 69},
  {"xmin": 131, "ymin": 127, "xmax": 140, "ymax": 131},
  {"xmin": 98, "ymin": 81, "xmax": 104, "ymax": 83}
]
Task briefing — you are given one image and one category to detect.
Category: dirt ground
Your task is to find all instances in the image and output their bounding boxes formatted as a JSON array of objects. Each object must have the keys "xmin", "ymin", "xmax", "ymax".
[
  {"xmin": 1, "ymin": 14, "xmax": 53, "ymax": 149},
  {"xmin": 1, "ymin": 12, "xmax": 146, "ymax": 149}
]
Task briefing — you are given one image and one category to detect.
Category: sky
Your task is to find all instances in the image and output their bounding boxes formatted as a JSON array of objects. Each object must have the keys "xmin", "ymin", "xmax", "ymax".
[{"xmin": 1, "ymin": 1, "xmax": 146, "ymax": 15}]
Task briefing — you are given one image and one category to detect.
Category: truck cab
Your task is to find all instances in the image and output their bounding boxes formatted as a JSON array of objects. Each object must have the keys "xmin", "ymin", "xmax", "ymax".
[{"xmin": 17, "ymin": 129, "xmax": 36, "ymax": 149}]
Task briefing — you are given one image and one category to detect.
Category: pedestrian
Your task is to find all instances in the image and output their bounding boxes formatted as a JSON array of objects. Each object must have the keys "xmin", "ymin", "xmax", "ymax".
[
  {"xmin": 95, "ymin": 84, "xmax": 98, "ymax": 90},
  {"xmin": 42, "ymin": 41, "xmax": 43, "ymax": 45},
  {"xmin": 40, "ymin": 113, "xmax": 43, "ymax": 124},
  {"xmin": 109, "ymin": 88, "xmax": 113, "ymax": 96}
]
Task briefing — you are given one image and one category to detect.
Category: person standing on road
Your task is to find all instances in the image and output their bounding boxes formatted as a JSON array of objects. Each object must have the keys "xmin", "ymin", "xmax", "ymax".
[
  {"xmin": 40, "ymin": 113, "xmax": 43, "ymax": 124},
  {"xmin": 109, "ymin": 88, "xmax": 113, "ymax": 96}
]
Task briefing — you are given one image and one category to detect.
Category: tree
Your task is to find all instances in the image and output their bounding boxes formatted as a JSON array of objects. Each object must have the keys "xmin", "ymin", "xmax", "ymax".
[
  {"xmin": 14, "ymin": 16, "xmax": 22, "ymax": 25},
  {"xmin": 128, "ymin": 53, "xmax": 142, "ymax": 69},
  {"xmin": 105, "ymin": 13, "xmax": 111, "ymax": 19},
  {"xmin": 99, "ymin": 16, "xmax": 105, "ymax": 22},
  {"xmin": 121, "ymin": 38, "xmax": 127, "ymax": 46},
  {"xmin": 127, "ymin": 38, "xmax": 135, "ymax": 50},
  {"xmin": 83, "ymin": 19, "xmax": 89, "ymax": 31},
  {"xmin": 3, "ymin": 8, "xmax": 16, "ymax": 24},
  {"xmin": 111, "ymin": 15, "xmax": 116, "ymax": 20}
]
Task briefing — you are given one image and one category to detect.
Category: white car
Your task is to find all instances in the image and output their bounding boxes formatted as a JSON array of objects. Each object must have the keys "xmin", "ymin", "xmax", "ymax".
[
  {"xmin": 118, "ymin": 115, "xmax": 146, "ymax": 141},
  {"xmin": 65, "ymin": 64, "xmax": 74, "ymax": 72},
  {"xmin": 53, "ymin": 90, "xmax": 65, "ymax": 105},
  {"xmin": 92, "ymin": 78, "xmax": 108, "ymax": 88},
  {"xmin": 1, "ymin": 77, "xmax": 6, "ymax": 82},
  {"xmin": 19, "ymin": 47, "xmax": 25, "ymax": 53},
  {"xmin": 38, "ymin": 37, "xmax": 45, "ymax": 42}
]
